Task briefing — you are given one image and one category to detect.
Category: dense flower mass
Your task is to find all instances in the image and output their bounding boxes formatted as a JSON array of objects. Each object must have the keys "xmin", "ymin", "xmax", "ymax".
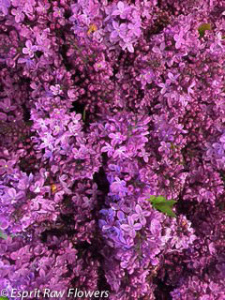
[{"xmin": 0, "ymin": 0, "xmax": 224, "ymax": 299}]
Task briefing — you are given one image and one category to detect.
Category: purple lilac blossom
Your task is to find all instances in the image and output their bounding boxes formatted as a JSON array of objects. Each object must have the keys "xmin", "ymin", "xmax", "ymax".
[{"xmin": 0, "ymin": 0, "xmax": 224, "ymax": 299}]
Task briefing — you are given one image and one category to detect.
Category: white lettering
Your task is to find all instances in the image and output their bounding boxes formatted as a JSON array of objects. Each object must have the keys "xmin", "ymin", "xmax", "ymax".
[
  {"xmin": 21, "ymin": 291, "xmax": 29, "ymax": 300},
  {"xmin": 50, "ymin": 290, "xmax": 65, "ymax": 298},
  {"xmin": 67, "ymin": 288, "xmax": 75, "ymax": 297},
  {"xmin": 77, "ymin": 290, "xmax": 84, "ymax": 298},
  {"xmin": 104, "ymin": 291, "xmax": 110, "ymax": 298},
  {"xmin": 43, "ymin": 288, "xmax": 51, "ymax": 297},
  {"xmin": 84, "ymin": 290, "xmax": 95, "ymax": 297},
  {"xmin": 11, "ymin": 289, "xmax": 17, "ymax": 297}
]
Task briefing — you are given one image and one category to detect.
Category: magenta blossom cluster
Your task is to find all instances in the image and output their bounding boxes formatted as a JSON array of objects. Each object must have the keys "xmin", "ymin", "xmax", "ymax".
[{"xmin": 0, "ymin": 0, "xmax": 225, "ymax": 299}]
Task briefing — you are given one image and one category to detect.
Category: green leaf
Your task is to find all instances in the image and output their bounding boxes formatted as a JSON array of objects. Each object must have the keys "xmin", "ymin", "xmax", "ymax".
[
  {"xmin": 147, "ymin": 195, "xmax": 165, "ymax": 204},
  {"xmin": 0, "ymin": 230, "xmax": 7, "ymax": 240},
  {"xmin": 146, "ymin": 195, "xmax": 177, "ymax": 218},
  {"xmin": 155, "ymin": 203, "xmax": 177, "ymax": 217},
  {"xmin": 151, "ymin": 196, "xmax": 165, "ymax": 204},
  {"xmin": 198, "ymin": 23, "xmax": 211, "ymax": 37},
  {"xmin": 149, "ymin": 195, "xmax": 156, "ymax": 201},
  {"xmin": 165, "ymin": 200, "xmax": 177, "ymax": 207},
  {"xmin": 0, "ymin": 297, "xmax": 9, "ymax": 300}
]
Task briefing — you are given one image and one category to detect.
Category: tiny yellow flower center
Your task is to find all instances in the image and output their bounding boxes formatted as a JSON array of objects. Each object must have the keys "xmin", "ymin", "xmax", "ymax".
[
  {"xmin": 51, "ymin": 184, "xmax": 57, "ymax": 194},
  {"xmin": 182, "ymin": 221, "xmax": 187, "ymax": 226},
  {"xmin": 87, "ymin": 24, "xmax": 97, "ymax": 35}
]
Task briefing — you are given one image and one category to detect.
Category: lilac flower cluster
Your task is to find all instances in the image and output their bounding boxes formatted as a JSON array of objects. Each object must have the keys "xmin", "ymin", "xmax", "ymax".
[{"xmin": 0, "ymin": 0, "xmax": 225, "ymax": 299}]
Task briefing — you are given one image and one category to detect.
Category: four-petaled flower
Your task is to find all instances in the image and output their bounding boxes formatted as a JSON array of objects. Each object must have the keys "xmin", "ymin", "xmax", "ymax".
[
  {"xmin": 128, "ymin": 22, "xmax": 141, "ymax": 38},
  {"xmin": 53, "ymin": 6, "xmax": 64, "ymax": 18},
  {"xmin": 110, "ymin": 176, "xmax": 128, "ymax": 197},
  {"xmin": 0, "ymin": 159, "xmax": 14, "ymax": 175},
  {"xmin": 110, "ymin": 21, "xmax": 127, "ymax": 43},
  {"xmin": 3, "ymin": 188, "xmax": 25, "ymax": 204},
  {"xmin": 159, "ymin": 141, "xmax": 171, "ymax": 154},
  {"xmin": 94, "ymin": 60, "xmax": 107, "ymax": 71},
  {"xmin": 0, "ymin": 0, "xmax": 11, "ymax": 15},
  {"xmin": 109, "ymin": 132, "xmax": 126, "ymax": 146},
  {"xmin": 36, "ymin": 2, "xmax": 50, "ymax": 14},
  {"xmin": 158, "ymin": 81, "xmax": 171, "ymax": 95},
  {"xmin": 50, "ymin": 84, "xmax": 63, "ymax": 96},
  {"xmin": 112, "ymin": 1, "xmax": 131, "ymax": 19},
  {"xmin": 22, "ymin": 40, "xmax": 38, "ymax": 58},
  {"xmin": 138, "ymin": 69, "xmax": 154, "ymax": 86},
  {"xmin": 121, "ymin": 216, "xmax": 142, "ymax": 238},
  {"xmin": 113, "ymin": 146, "xmax": 127, "ymax": 159},
  {"xmin": 10, "ymin": 246, "xmax": 31, "ymax": 265},
  {"xmin": 132, "ymin": 204, "xmax": 150, "ymax": 225},
  {"xmin": 167, "ymin": 72, "xmax": 179, "ymax": 85},
  {"xmin": 120, "ymin": 38, "xmax": 135, "ymax": 53},
  {"xmin": 174, "ymin": 31, "xmax": 185, "ymax": 49},
  {"xmin": 11, "ymin": 7, "xmax": 24, "ymax": 23},
  {"xmin": 0, "ymin": 98, "xmax": 16, "ymax": 112}
]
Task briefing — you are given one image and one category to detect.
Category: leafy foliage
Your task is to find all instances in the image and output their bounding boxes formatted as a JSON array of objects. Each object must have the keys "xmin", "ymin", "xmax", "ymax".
[
  {"xmin": 147, "ymin": 196, "xmax": 177, "ymax": 218},
  {"xmin": 198, "ymin": 23, "xmax": 211, "ymax": 37}
]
